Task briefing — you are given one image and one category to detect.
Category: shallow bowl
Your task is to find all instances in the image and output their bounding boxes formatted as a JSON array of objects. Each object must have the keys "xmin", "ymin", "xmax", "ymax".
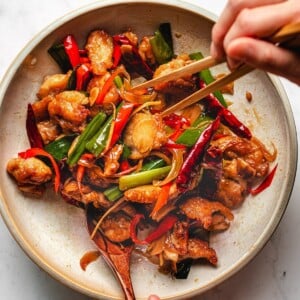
[{"xmin": 0, "ymin": 1, "xmax": 297, "ymax": 299}]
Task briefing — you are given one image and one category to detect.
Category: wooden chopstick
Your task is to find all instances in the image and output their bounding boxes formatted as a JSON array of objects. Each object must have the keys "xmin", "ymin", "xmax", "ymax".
[
  {"xmin": 131, "ymin": 55, "xmax": 219, "ymax": 91},
  {"xmin": 131, "ymin": 21, "xmax": 300, "ymax": 116},
  {"xmin": 160, "ymin": 64, "xmax": 253, "ymax": 116}
]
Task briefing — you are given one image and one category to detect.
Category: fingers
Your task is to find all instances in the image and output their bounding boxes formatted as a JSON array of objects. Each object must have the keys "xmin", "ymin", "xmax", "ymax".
[
  {"xmin": 227, "ymin": 37, "xmax": 300, "ymax": 85},
  {"xmin": 211, "ymin": 0, "xmax": 287, "ymax": 60}
]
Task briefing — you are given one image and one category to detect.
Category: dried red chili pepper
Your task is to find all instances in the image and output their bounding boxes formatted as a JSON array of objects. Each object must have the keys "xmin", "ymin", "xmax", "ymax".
[
  {"xmin": 250, "ymin": 164, "xmax": 278, "ymax": 195},
  {"xmin": 18, "ymin": 148, "xmax": 60, "ymax": 193},
  {"xmin": 200, "ymin": 80, "xmax": 252, "ymax": 139},
  {"xmin": 26, "ymin": 103, "xmax": 44, "ymax": 149},
  {"xmin": 112, "ymin": 34, "xmax": 154, "ymax": 79},
  {"xmin": 130, "ymin": 214, "xmax": 178, "ymax": 245},
  {"xmin": 176, "ymin": 116, "xmax": 221, "ymax": 190}
]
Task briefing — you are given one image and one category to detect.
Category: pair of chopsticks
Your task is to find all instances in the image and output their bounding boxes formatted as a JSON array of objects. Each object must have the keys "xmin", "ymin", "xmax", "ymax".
[{"xmin": 131, "ymin": 22, "xmax": 300, "ymax": 116}]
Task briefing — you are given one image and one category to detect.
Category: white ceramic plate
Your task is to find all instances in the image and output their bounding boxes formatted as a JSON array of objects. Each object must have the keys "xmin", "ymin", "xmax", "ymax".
[{"xmin": 0, "ymin": 1, "xmax": 297, "ymax": 299}]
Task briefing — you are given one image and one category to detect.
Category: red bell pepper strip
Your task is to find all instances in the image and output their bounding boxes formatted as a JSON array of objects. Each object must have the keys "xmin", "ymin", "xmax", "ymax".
[
  {"xmin": 76, "ymin": 63, "xmax": 91, "ymax": 91},
  {"xmin": 200, "ymin": 80, "xmax": 252, "ymax": 139},
  {"xmin": 250, "ymin": 164, "xmax": 278, "ymax": 195},
  {"xmin": 18, "ymin": 148, "xmax": 60, "ymax": 193},
  {"xmin": 176, "ymin": 116, "xmax": 221, "ymax": 191},
  {"xmin": 130, "ymin": 214, "xmax": 178, "ymax": 245},
  {"xmin": 119, "ymin": 160, "xmax": 131, "ymax": 172},
  {"xmin": 26, "ymin": 103, "xmax": 44, "ymax": 149},
  {"xmin": 150, "ymin": 181, "xmax": 172, "ymax": 217},
  {"xmin": 95, "ymin": 68, "xmax": 123, "ymax": 105},
  {"xmin": 109, "ymin": 102, "xmax": 134, "ymax": 147},
  {"xmin": 112, "ymin": 39, "xmax": 122, "ymax": 68},
  {"xmin": 63, "ymin": 34, "xmax": 81, "ymax": 68}
]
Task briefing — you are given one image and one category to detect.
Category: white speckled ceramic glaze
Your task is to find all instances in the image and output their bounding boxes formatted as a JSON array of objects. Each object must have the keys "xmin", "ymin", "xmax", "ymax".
[{"xmin": 0, "ymin": 1, "xmax": 297, "ymax": 299}]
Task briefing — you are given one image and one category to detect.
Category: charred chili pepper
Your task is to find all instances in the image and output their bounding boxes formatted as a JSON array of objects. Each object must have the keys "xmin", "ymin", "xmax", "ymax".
[
  {"xmin": 250, "ymin": 164, "xmax": 278, "ymax": 195},
  {"xmin": 113, "ymin": 35, "xmax": 154, "ymax": 79},
  {"xmin": 201, "ymin": 88, "xmax": 252, "ymax": 139},
  {"xmin": 130, "ymin": 214, "xmax": 178, "ymax": 245},
  {"xmin": 176, "ymin": 116, "xmax": 221, "ymax": 191},
  {"xmin": 67, "ymin": 111, "xmax": 107, "ymax": 166},
  {"xmin": 63, "ymin": 34, "xmax": 81, "ymax": 68},
  {"xmin": 18, "ymin": 148, "xmax": 60, "ymax": 193},
  {"xmin": 26, "ymin": 103, "xmax": 44, "ymax": 149}
]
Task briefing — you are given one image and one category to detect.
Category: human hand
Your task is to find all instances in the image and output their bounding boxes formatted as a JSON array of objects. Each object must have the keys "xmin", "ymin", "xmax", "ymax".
[{"xmin": 210, "ymin": 0, "xmax": 300, "ymax": 85}]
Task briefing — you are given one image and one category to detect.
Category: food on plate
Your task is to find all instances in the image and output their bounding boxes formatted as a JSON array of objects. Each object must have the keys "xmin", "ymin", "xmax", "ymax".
[{"xmin": 6, "ymin": 23, "xmax": 277, "ymax": 299}]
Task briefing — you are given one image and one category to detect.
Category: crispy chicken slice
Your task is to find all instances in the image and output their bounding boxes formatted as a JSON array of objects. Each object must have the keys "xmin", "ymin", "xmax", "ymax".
[{"xmin": 180, "ymin": 197, "xmax": 234, "ymax": 231}]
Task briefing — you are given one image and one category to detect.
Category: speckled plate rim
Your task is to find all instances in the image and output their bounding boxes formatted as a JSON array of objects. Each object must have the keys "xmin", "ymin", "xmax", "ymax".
[{"xmin": 0, "ymin": 1, "xmax": 297, "ymax": 299}]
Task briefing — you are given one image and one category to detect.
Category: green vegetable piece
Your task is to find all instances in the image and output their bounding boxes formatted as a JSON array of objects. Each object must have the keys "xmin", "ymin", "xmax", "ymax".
[
  {"xmin": 66, "ymin": 69, "xmax": 76, "ymax": 90},
  {"xmin": 45, "ymin": 135, "xmax": 76, "ymax": 160},
  {"xmin": 121, "ymin": 144, "xmax": 131, "ymax": 160},
  {"xmin": 47, "ymin": 43, "xmax": 72, "ymax": 73},
  {"xmin": 85, "ymin": 103, "xmax": 124, "ymax": 157},
  {"xmin": 189, "ymin": 52, "xmax": 227, "ymax": 107},
  {"xmin": 85, "ymin": 115, "xmax": 113, "ymax": 157},
  {"xmin": 104, "ymin": 186, "xmax": 123, "ymax": 202},
  {"xmin": 176, "ymin": 115, "xmax": 213, "ymax": 147},
  {"xmin": 114, "ymin": 75, "xmax": 123, "ymax": 89},
  {"xmin": 141, "ymin": 158, "xmax": 166, "ymax": 171},
  {"xmin": 150, "ymin": 30, "xmax": 173, "ymax": 65},
  {"xmin": 67, "ymin": 111, "xmax": 107, "ymax": 166},
  {"xmin": 119, "ymin": 166, "xmax": 171, "ymax": 191}
]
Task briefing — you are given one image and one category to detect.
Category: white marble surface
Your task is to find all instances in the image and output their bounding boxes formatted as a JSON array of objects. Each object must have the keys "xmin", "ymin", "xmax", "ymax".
[{"xmin": 0, "ymin": 0, "xmax": 299, "ymax": 299}]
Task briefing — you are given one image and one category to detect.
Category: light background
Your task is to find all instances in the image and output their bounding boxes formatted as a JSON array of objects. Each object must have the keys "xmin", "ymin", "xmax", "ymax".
[{"xmin": 0, "ymin": 1, "xmax": 299, "ymax": 299}]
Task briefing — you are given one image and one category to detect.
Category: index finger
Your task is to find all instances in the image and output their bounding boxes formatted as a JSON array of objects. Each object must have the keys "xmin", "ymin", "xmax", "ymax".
[{"xmin": 211, "ymin": 0, "xmax": 286, "ymax": 59}]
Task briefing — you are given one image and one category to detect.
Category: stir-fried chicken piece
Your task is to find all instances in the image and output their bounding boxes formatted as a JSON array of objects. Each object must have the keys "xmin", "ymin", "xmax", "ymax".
[
  {"xmin": 211, "ymin": 135, "xmax": 269, "ymax": 179},
  {"xmin": 104, "ymin": 144, "xmax": 123, "ymax": 176},
  {"xmin": 37, "ymin": 71, "xmax": 72, "ymax": 99},
  {"xmin": 215, "ymin": 178, "xmax": 247, "ymax": 209},
  {"xmin": 122, "ymin": 30, "xmax": 138, "ymax": 46},
  {"xmin": 153, "ymin": 54, "xmax": 197, "ymax": 94},
  {"xmin": 183, "ymin": 239, "xmax": 217, "ymax": 265},
  {"xmin": 85, "ymin": 30, "xmax": 114, "ymax": 75},
  {"xmin": 85, "ymin": 165, "xmax": 117, "ymax": 188},
  {"xmin": 149, "ymin": 220, "xmax": 218, "ymax": 268},
  {"xmin": 37, "ymin": 120, "xmax": 61, "ymax": 144},
  {"xmin": 100, "ymin": 212, "xmax": 132, "ymax": 243},
  {"xmin": 87, "ymin": 72, "xmax": 119, "ymax": 105},
  {"xmin": 31, "ymin": 95, "xmax": 54, "ymax": 121},
  {"xmin": 138, "ymin": 36, "xmax": 156, "ymax": 65},
  {"xmin": 48, "ymin": 91, "xmax": 90, "ymax": 133},
  {"xmin": 124, "ymin": 112, "xmax": 168, "ymax": 159},
  {"xmin": 124, "ymin": 185, "xmax": 162, "ymax": 204},
  {"xmin": 61, "ymin": 179, "xmax": 112, "ymax": 208},
  {"xmin": 180, "ymin": 197, "xmax": 234, "ymax": 231},
  {"xmin": 7, "ymin": 157, "xmax": 52, "ymax": 185}
]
